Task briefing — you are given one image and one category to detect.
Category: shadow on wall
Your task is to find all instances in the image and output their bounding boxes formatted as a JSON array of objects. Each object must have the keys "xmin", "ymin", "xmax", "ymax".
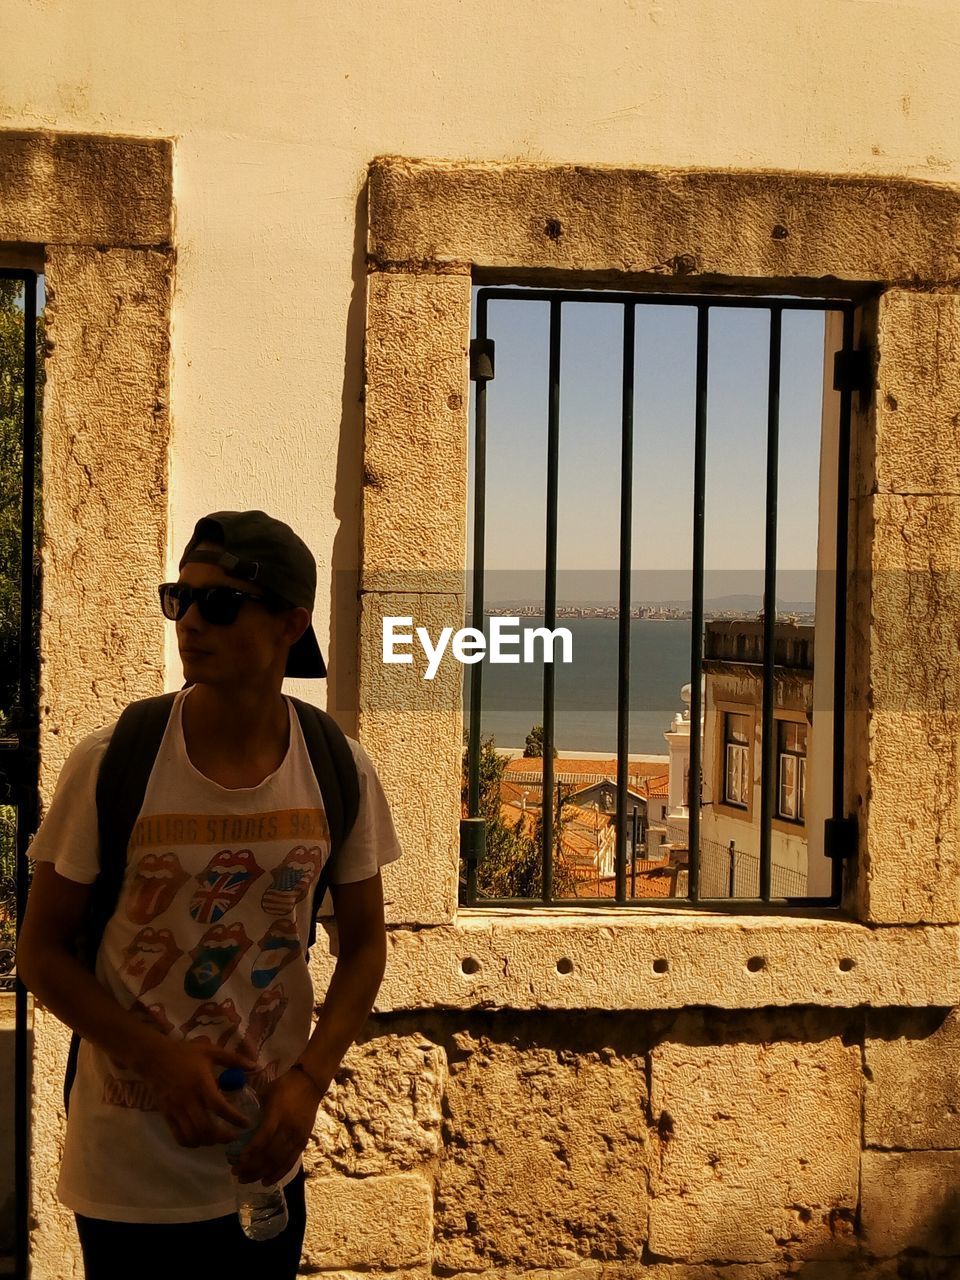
[
  {"xmin": 791, "ymin": 1206, "xmax": 960, "ymax": 1276},
  {"xmin": 922, "ymin": 1189, "xmax": 960, "ymax": 1259},
  {"xmin": 326, "ymin": 179, "xmax": 369, "ymax": 738}
]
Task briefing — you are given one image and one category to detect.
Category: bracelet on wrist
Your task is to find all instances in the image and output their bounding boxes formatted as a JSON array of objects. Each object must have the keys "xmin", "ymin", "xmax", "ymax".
[{"xmin": 291, "ymin": 1059, "xmax": 326, "ymax": 1095}]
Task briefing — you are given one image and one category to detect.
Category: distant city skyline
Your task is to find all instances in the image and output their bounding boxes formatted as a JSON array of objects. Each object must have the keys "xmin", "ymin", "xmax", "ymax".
[
  {"xmin": 482, "ymin": 597, "xmax": 816, "ymax": 615},
  {"xmin": 468, "ymin": 567, "xmax": 820, "ymax": 609}
]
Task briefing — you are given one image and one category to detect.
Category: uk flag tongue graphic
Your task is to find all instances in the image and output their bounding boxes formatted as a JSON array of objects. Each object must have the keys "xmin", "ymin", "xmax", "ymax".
[{"xmin": 189, "ymin": 848, "xmax": 263, "ymax": 924}]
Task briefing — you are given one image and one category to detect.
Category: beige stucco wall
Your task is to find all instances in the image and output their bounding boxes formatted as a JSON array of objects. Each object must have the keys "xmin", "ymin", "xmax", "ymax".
[
  {"xmin": 3, "ymin": 0, "xmax": 960, "ymax": 722},
  {"xmin": 4, "ymin": 1, "xmax": 960, "ymax": 1276}
]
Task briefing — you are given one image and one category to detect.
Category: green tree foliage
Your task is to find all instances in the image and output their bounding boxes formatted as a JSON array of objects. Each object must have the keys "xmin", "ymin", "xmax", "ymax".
[
  {"xmin": 523, "ymin": 723, "xmax": 557, "ymax": 759},
  {"xmin": 0, "ymin": 278, "xmax": 43, "ymax": 955},
  {"xmin": 0, "ymin": 278, "xmax": 43, "ymax": 739},
  {"xmin": 0, "ymin": 810, "xmax": 14, "ymax": 885},
  {"xmin": 462, "ymin": 734, "xmax": 576, "ymax": 900},
  {"xmin": 0, "ymin": 808, "xmax": 15, "ymax": 964}
]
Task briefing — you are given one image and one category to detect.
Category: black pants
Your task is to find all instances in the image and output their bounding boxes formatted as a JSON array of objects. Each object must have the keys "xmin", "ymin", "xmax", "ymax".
[{"xmin": 75, "ymin": 1167, "xmax": 306, "ymax": 1280}]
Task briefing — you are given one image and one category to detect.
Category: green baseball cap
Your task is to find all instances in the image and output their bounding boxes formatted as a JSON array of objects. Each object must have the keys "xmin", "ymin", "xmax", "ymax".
[{"xmin": 179, "ymin": 510, "xmax": 326, "ymax": 678}]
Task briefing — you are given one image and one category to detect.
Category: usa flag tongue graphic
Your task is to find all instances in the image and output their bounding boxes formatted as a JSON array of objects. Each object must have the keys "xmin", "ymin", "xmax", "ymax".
[{"xmin": 261, "ymin": 845, "xmax": 324, "ymax": 916}]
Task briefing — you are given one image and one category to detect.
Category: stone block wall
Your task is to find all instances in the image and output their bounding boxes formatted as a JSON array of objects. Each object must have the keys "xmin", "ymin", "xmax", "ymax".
[
  {"xmin": 294, "ymin": 1006, "xmax": 960, "ymax": 1277},
  {"xmin": 0, "ymin": 129, "xmax": 172, "ymax": 1279},
  {"xmin": 347, "ymin": 159, "xmax": 960, "ymax": 1279},
  {"xmin": 7, "ymin": 137, "xmax": 960, "ymax": 1277}
]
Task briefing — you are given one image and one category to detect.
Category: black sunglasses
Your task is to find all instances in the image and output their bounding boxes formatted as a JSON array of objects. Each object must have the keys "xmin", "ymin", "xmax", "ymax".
[{"xmin": 158, "ymin": 583, "xmax": 287, "ymax": 626}]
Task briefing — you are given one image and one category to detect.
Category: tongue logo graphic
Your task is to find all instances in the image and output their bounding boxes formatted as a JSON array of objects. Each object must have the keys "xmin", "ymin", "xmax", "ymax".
[
  {"xmin": 251, "ymin": 918, "xmax": 301, "ymax": 989},
  {"xmin": 128, "ymin": 999, "xmax": 174, "ymax": 1037},
  {"xmin": 184, "ymin": 922, "xmax": 252, "ymax": 1000},
  {"xmin": 261, "ymin": 845, "xmax": 325, "ymax": 917},
  {"xmin": 127, "ymin": 852, "xmax": 189, "ymax": 924},
  {"xmin": 241, "ymin": 984, "xmax": 288, "ymax": 1057},
  {"xmin": 180, "ymin": 998, "xmax": 243, "ymax": 1048},
  {"xmin": 189, "ymin": 848, "xmax": 264, "ymax": 924},
  {"xmin": 119, "ymin": 927, "xmax": 182, "ymax": 997}
]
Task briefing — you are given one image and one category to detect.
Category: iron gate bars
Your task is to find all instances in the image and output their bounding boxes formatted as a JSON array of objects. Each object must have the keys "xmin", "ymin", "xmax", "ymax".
[
  {"xmin": 463, "ymin": 287, "xmax": 860, "ymax": 912},
  {"xmin": 0, "ymin": 267, "xmax": 40, "ymax": 1280}
]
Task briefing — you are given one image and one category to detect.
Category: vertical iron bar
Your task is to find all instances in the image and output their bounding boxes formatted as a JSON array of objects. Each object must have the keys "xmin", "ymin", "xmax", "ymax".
[
  {"xmin": 615, "ymin": 304, "xmax": 636, "ymax": 903},
  {"xmin": 630, "ymin": 809, "xmax": 638, "ymax": 896},
  {"xmin": 831, "ymin": 307, "xmax": 856, "ymax": 904},
  {"xmin": 466, "ymin": 294, "xmax": 489, "ymax": 906},
  {"xmin": 686, "ymin": 306, "xmax": 709, "ymax": 902},
  {"xmin": 759, "ymin": 307, "xmax": 782, "ymax": 902},
  {"xmin": 15, "ymin": 271, "xmax": 38, "ymax": 1280},
  {"xmin": 728, "ymin": 840, "xmax": 736, "ymax": 897},
  {"xmin": 542, "ymin": 299, "xmax": 561, "ymax": 902}
]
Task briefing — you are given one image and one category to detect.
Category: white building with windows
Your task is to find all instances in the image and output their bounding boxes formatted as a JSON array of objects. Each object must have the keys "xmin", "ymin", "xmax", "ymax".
[{"xmin": 698, "ymin": 620, "xmax": 815, "ymax": 898}]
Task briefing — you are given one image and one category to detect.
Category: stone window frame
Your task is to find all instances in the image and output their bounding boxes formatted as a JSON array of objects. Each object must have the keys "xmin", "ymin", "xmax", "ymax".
[
  {"xmin": 0, "ymin": 130, "xmax": 174, "ymax": 795},
  {"xmin": 1, "ymin": 128, "xmax": 173, "ymax": 1277},
  {"xmin": 357, "ymin": 157, "xmax": 960, "ymax": 1014}
]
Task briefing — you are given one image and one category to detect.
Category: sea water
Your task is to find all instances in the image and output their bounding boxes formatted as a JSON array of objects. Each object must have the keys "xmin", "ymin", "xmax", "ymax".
[{"xmin": 463, "ymin": 617, "xmax": 692, "ymax": 754}]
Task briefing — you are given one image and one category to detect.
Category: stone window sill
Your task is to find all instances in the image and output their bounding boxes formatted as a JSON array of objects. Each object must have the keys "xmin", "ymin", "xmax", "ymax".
[{"xmin": 318, "ymin": 908, "xmax": 960, "ymax": 1012}]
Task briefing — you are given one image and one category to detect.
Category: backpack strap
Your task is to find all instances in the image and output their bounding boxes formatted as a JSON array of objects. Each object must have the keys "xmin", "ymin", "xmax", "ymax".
[
  {"xmin": 290, "ymin": 698, "xmax": 360, "ymax": 952},
  {"xmin": 64, "ymin": 692, "xmax": 178, "ymax": 1113}
]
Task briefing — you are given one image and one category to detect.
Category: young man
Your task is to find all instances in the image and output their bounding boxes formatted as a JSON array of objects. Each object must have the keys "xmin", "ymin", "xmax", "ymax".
[{"xmin": 18, "ymin": 510, "xmax": 401, "ymax": 1280}]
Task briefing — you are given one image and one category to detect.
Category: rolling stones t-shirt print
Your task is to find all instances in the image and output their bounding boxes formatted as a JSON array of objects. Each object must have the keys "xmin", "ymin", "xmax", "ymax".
[{"xmin": 28, "ymin": 687, "xmax": 402, "ymax": 1223}]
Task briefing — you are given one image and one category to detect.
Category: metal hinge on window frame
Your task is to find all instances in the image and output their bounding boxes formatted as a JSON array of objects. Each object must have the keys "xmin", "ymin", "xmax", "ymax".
[
  {"xmin": 459, "ymin": 817, "xmax": 487, "ymax": 864},
  {"xmin": 470, "ymin": 337, "xmax": 495, "ymax": 383},
  {"xmin": 824, "ymin": 814, "xmax": 858, "ymax": 860},
  {"xmin": 833, "ymin": 348, "xmax": 872, "ymax": 397}
]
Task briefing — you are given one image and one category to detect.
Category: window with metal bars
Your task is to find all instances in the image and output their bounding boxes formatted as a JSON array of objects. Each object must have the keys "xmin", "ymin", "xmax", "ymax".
[{"xmin": 460, "ymin": 286, "xmax": 861, "ymax": 912}]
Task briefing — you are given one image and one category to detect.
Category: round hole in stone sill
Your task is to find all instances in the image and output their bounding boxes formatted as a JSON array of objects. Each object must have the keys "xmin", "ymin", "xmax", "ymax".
[
  {"xmin": 461, "ymin": 956, "xmax": 481, "ymax": 976},
  {"xmin": 746, "ymin": 956, "xmax": 767, "ymax": 973},
  {"xmin": 652, "ymin": 958, "xmax": 669, "ymax": 975},
  {"xmin": 838, "ymin": 957, "xmax": 856, "ymax": 972},
  {"xmin": 556, "ymin": 957, "xmax": 575, "ymax": 976}
]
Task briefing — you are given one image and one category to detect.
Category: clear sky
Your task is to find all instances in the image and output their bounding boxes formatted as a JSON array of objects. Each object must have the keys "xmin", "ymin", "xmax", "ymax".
[{"xmin": 468, "ymin": 290, "xmax": 826, "ymax": 607}]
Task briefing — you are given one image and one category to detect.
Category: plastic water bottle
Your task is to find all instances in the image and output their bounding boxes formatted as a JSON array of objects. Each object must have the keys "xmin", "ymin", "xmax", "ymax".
[{"xmin": 218, "ymin": 1067, "xmax": 289, "ymax": 1240}]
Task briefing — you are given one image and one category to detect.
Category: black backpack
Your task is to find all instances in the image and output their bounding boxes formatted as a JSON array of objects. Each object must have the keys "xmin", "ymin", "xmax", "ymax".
[{"xmin": 64, "ymin": 691, "xmax": 360, "ymax": 1111}]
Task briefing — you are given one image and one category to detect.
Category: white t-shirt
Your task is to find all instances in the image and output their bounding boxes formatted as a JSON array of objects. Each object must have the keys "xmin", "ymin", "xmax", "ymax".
[{"xmin": 27, "ymin": 689, "xmax": 401, "ymax": 1223}]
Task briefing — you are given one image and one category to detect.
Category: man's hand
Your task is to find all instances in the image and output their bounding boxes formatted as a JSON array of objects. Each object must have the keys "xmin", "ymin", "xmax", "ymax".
[
  {"xmin": 230, "ymin": 872, "xmax": 387, "ymax": 1187},
  {"xmin": 231, "ymin": 1066, "xmax": 326, "ymax": 1186},
  {"xmin": 139, "ymin": 1038, "xmax": 258, "ymax": 1148}
]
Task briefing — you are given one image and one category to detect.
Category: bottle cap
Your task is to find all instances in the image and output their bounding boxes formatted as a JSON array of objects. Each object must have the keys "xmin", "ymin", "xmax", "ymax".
[{"xmin": 218, "ymin": 1067, "xmax": 246, "ymax": 1091}]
